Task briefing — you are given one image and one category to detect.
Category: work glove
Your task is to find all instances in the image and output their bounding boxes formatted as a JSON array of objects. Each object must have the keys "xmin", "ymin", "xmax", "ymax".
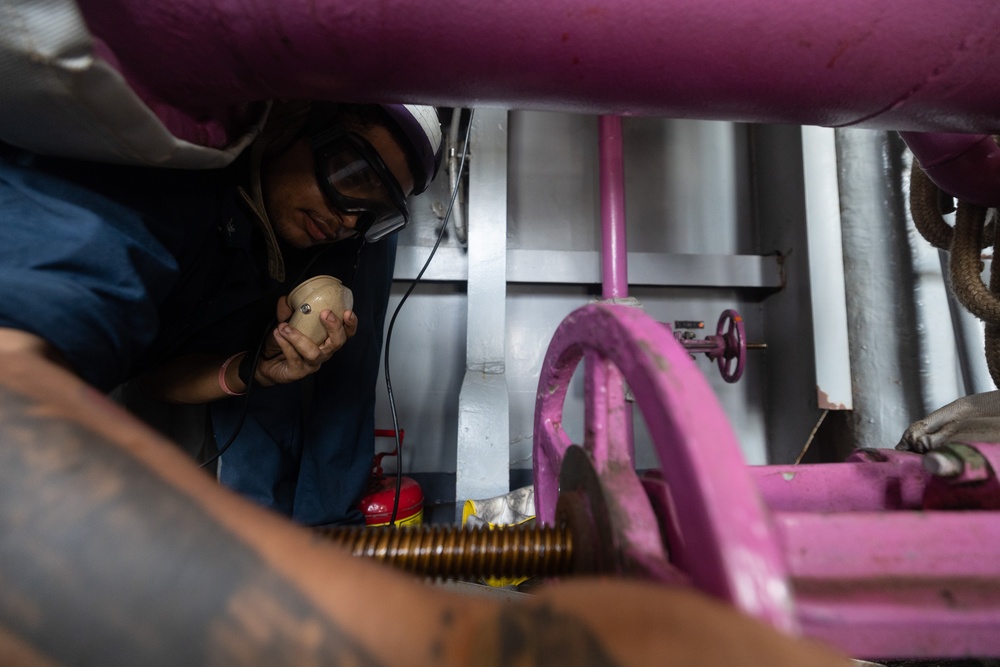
[{"xmin": 897, "ymin": 390, "xmax": 1000, "ymax": 452}]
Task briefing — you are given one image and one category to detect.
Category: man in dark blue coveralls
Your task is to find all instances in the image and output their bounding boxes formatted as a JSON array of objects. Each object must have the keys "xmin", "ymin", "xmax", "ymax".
[{"xmin": 0, "ymin": 101, "xmax": 442, "ymax": 526}]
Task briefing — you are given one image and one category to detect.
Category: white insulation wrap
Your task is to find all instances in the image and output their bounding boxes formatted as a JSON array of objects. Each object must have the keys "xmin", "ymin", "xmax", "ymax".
[{"xmin": 0, "ymin": 0, "xmax": 264, "ymax": 168}]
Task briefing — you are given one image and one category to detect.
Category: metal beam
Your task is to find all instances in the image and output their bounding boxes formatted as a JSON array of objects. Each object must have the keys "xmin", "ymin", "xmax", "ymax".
[
  {"xmin": 801, "ymin": 126, "xmax": 853, "ymax": 410},
  {"xmin": 394, "ymin": 247, "xmax": 782, "ymax": 289},
  {"xmin": 455, "ymin": 110, "xmax": 510, "ymax": 514}
]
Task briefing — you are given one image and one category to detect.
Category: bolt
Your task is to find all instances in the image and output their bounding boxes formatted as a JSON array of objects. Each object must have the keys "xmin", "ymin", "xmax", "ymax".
[
  {"xmin": 923, "ymin": 450, "xmax": 964, "ymax": 478},
  {"xmin": 300, "ymin": 304, "xmax": 311, "ymax": 314}
]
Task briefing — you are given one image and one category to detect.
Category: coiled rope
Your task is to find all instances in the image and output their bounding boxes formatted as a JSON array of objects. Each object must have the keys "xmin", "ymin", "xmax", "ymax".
[{"xmin": 909, "ymin": 155, "xmax": 1000, "ymax": 386}]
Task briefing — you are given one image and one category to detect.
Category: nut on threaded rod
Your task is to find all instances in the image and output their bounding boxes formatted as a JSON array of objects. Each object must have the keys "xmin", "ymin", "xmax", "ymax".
[{"xmin": 319, "ymin": 523, "xmax": 575, "ymax": 580}]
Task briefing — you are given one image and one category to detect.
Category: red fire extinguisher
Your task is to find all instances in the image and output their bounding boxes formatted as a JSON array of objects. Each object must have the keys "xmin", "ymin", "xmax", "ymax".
[{"xmin": 358, "ymin": 429, "xmax": 424, "ymax": 527}]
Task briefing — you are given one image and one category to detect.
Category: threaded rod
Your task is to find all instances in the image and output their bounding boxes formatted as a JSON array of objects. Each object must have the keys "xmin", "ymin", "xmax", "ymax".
[{"xmin": 319, "ymin": 523, "xmax": 574, "ymax": 580}]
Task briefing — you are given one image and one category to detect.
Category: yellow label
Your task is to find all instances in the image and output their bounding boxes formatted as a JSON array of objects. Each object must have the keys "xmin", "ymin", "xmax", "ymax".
[
  {"xmin": 370, "ymin": 509, "xmax": 424, "ymax": 528},
  {"xmin": 394, "ymin": 509, "xmax": 423, "ymax": 527}
]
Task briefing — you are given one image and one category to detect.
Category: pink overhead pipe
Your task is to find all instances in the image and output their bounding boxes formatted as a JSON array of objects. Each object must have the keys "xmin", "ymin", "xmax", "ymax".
[
  {"xmin": 75, "ymin": 0, "xmax": 1000, "ymax": 205},
  {"xmin": 77, "ymin": 0, "xmax": 1000, "ymax": 133},
  {"xmin": 599, "ymin": 116, "xmax": 628, "ymax": 300}
]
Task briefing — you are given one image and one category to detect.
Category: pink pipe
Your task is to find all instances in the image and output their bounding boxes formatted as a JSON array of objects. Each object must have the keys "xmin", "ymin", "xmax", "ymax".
[
  {"xmin": 776, "ymin": 511, "xmax": 1000, "ymax": 580},
  {"xmin": 599, "ymin": 116, "xmax": 628, "ymax": 300},
  {"xmin": 752, "ymin": 460, "xmax": 930, "ymax": 512},
  {"xmin": 776, "ymin": 511, "xmax": 1000, "ymax": 658},
  {"xmin": 77, "ymin": 0, "xmax": 1000, "ymax": 207},
  {"xmin": 899, "ymin": 132, "xmax": 1000, "ymax": 207},
  {"xmin": 597, "ymin": 117, "xmax": 634, "ymax": 461},
  {"xmin": 77, "ymin": 0, "xmax": 1000, "ymax": 134}
]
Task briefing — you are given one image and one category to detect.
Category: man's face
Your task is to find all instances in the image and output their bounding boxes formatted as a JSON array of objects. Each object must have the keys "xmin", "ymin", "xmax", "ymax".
[{"xmin": 262, "ymin": 123, "xmax": 415, "ymax": 248}]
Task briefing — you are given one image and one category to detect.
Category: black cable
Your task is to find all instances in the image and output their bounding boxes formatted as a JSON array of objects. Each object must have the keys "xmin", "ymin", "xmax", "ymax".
[
  {"xmin": 197, "ymin": 319, "xmax": 269, "ymax": 469},
  {"xmin": 383, "ymin": 108, "xmax": 474, "ymax": 525},
  {"xmin": 198, "ymin": 244, "xmax": 337, "ymax": 469}
]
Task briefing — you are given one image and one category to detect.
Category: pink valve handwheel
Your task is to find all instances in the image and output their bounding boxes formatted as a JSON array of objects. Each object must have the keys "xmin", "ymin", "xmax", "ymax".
[
  {"xmin": 532, "ymin": 304, "xmax": 797, "ymax": 633},
  {"xmin": 715, "ymin": 309, "xmax": 747, "ymax": 383}
]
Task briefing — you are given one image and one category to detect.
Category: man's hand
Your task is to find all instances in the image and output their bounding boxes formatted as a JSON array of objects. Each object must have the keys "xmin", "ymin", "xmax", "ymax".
[
  {"xmin": 0, "ymin": 327, "xmax": 72, "ymax": 371},
  {"xmin": 252, "ymin": 296, "xmax": 358, "ymax": 386},
  {"xmin": 898, "ymin": 390, "xmax": 1000, "ymax": 452}
]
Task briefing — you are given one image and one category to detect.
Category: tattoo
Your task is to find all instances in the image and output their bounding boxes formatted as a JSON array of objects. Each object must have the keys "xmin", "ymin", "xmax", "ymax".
[
  {"xmin": 491, "ymin": 604, "xmax": 619, "ymax": 667},
  {"xmin": 429, "ymin": 608, "xmax": 455, "ymax": 660},
  {"xmin": 0, "ymin": 386, "xmax": 383, "ymax": 667}
]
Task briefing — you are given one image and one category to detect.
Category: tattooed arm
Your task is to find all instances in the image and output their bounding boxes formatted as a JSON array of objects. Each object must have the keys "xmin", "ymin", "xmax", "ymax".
[
  {"xmin": 0, "ymin": 328, "xmax": 485, "ymax": 666},
  {"xmin": 0, "ymin": 329, "xmax": 848, "ymax": 667}
]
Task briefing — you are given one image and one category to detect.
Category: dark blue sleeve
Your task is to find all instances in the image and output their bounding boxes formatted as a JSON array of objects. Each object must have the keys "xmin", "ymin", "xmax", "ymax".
[
  {"xmin": 211, "ymin": 236, "xmax": 398, "ymax": 525},
  {"xmin": 293, "ymin": 234, "xmax": 399, "ymax": 525},
  {"xmin": 0, "ymin": 160, "xmax": 178, "ymax": 391}
]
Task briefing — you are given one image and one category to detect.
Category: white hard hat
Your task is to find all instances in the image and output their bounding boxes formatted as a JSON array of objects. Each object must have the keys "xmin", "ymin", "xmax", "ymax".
[{"xmin": 379, "ymin": 104, "xmax": 443, "ymax": 195}]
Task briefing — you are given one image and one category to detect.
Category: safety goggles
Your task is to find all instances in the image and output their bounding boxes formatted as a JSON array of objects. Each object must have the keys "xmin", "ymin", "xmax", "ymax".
[{"xmin": 308, "ymin": 126, "xmax": 410, "ymax": 243}]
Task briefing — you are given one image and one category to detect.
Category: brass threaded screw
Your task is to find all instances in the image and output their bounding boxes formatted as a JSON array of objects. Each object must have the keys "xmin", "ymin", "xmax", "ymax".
[{"xmin": 319, "ymin": 522, "xmax": 574, "ymax": 580}]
